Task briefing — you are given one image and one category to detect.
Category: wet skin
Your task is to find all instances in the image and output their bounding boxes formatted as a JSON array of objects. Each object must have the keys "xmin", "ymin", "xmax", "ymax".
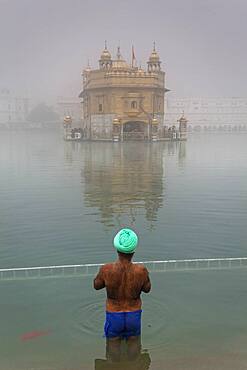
[
  {"xmin": 94, "ymin": 252, "xmax": 151, "ymax": 357},
  {"xmin": 93, "ymin": 252, "xmax": 151, "ymax": 312}
]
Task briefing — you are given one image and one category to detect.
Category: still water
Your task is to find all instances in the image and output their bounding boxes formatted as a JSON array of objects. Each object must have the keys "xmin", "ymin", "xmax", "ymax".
[{"xmin": 0, "ymin": 130, "xmax": 247, "ymax": 369}]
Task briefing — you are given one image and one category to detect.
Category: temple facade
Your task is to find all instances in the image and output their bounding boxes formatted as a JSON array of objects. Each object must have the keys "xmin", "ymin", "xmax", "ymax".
[{"xmin": 79, "ymin": 44, "xmax": 171, "ymax": 141}]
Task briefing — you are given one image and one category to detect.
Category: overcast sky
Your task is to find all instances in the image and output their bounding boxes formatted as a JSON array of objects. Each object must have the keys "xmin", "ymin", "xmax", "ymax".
[{"xmin": 0, "ymin": 0, "xmax": 247, "ymax": 103}]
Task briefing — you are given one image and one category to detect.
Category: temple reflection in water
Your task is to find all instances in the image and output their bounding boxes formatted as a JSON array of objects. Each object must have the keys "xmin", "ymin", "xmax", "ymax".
[{"xmin": 78, "ymin": 141, "xmax": 186, "ymax": 227}]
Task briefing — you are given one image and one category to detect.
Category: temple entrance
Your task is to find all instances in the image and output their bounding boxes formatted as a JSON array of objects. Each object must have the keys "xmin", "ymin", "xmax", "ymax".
[{"xmin": 123, "ymin": 121, "xmax": 148, "ymax": 141}]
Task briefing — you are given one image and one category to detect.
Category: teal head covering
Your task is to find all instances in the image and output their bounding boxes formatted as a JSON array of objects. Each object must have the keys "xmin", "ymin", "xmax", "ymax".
[{"xmin": 113, "ymin": 228, "xmax": 138, "ymax": 254}]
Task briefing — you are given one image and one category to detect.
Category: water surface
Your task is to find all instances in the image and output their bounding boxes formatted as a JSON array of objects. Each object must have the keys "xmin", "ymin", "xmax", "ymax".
[{"xmin": 0, "ymin": 130, "xmax": 247, "ymax": 369}]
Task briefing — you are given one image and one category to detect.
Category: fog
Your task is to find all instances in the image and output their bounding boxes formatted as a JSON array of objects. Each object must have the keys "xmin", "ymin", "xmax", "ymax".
[{"xmin": 1, "ymin": 0, "xmax": 247, "ymax": 103}]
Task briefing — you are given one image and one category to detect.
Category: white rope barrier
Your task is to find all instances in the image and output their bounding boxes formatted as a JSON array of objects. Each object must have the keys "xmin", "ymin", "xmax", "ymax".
[{"xmin": 0, "ymin": 257, "xmax": 247, "ymax": 281}]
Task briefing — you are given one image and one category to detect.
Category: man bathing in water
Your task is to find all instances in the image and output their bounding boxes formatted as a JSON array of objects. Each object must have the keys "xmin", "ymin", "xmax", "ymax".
[{"xmin": 93, "ymin": 228, "xmax": 151, "ymax": 361}]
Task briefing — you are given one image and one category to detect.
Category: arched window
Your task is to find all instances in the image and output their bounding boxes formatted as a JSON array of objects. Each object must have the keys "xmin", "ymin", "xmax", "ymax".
[{"xmin": 131, "ymin": 101, "xmax": 137, "ymax": 109}]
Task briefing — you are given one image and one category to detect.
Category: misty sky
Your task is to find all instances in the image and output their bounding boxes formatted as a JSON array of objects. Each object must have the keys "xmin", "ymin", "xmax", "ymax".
[{"xmin": 1, "ymin": 0, "xmax": 247, "ymax": 103}]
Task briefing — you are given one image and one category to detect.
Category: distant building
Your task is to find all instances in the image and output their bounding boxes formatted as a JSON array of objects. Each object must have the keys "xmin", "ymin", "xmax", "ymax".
[
  {"xmin": 79, "ymin": 43, "xmax": 170, "ymax": 141},
  {"xmin": 56, "ymin": 96, "xmax": 82, "ymax": 124},
  {"xmin": 0, "ymin": 88, "xmax": 29, "ymax": 126},
  {"xmin": 165, "ymin": 97, "xmax": 247, "ymax": 131}
]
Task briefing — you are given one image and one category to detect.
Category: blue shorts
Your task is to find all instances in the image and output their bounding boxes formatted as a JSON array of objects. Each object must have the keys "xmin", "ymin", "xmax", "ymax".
[{"xmin": 104, "ymin": 310, "xmax": 142, "ymax": 339}]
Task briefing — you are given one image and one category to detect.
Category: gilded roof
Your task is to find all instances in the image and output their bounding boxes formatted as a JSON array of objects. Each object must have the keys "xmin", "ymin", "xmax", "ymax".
[
  {"xmin": 111, "ymin": 59, "xmax": 130, "ymax": 70},
  {"xmin": 111, "ymin": 46, "xmax": 131, "ymax": 70}
]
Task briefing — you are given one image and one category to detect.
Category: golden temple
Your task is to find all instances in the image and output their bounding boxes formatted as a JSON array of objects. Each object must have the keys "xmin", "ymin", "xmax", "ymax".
[{"xmin": 79, "ymin": 43, "xmax": 186, "ymax": 141}]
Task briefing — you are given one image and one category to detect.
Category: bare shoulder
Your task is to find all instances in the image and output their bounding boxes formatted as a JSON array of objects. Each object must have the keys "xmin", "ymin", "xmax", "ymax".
[
  {"xmin": 99, "ymin": 263, "xmax": 115, "ymax": 274},
  {"xmin": 134, "ymin": 263, "xmax": 149, "ymax": 275},
  {"xmin": 100, "ymin": 263, "xmax": 113, "ymax": 269}
]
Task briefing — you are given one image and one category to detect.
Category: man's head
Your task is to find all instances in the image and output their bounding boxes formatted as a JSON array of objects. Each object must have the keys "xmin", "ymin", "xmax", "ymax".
[{"xmin": 113, "ymin": 228, "xmax": 138, "ymax": 255}]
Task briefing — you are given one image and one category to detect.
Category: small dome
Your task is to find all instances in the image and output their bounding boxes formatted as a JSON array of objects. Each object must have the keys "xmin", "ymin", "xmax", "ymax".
[
  {"xmin": 178, "ymin": 112, "xmax": 188, "ymax": 123},
  {"xmin": 64, "ymin": 115, "xmax": 72, "ymax": 124},
  {"xmin": 84, "ymin": 61, "xmax": 91, "ymax": 73},
  {"xmin": 100, "ymin": 42, "xmax": 112, "ymax": 61},
  {"xmin": 152, "ymin": 117, "xmax": 158, "ymax": 125},
  {"xmin": 149, "ymin": 42, "xmax": 160, "ymax": 62},
  {"xmin": 100, "ymin": 48, "xmax": 111, "ymax": 60},
  {"xmin": 138, "ymin": 64, "xmax": 144, "ymax": 72},
  {"xmin": 149, "ymin": 50, "xmax": 160, "ymax": 62},
  {"xmin": 113, "ymin": 117, "xmax": 120, "ymax": 124}
]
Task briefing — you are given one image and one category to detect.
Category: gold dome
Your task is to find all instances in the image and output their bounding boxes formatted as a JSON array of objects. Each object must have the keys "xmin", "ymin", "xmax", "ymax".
[
  {"xmin": 112, "ymin": 46, "xmax": 131, "ymax": 70},
  {"xmin": 113, "ymin": 117, "xmax": 120, "ymax": 124},
  {"xmin": 149, "ymin": 42, "xmax": 160, "ymax": 62},
  {"xmin": 64, "ymin": 115, "xmax": 72, "ymax": 124},
  {"xmin": 100, "ymin": 41, "xmax": 112, "ymax": 60},
  {"xmin": 100, "ymin": 48, "xmax": 111, "ymax": 60},
  {"xmin": 112, "ymin": 59, "xmax": 130, "ymax": 70},
  {"xmin": 152, "ymin": 117, "xmax": 158, "ymax": 125},
  {"xmin": 149, "ymin": 51, "xmax": 159, "ymax": 61}
]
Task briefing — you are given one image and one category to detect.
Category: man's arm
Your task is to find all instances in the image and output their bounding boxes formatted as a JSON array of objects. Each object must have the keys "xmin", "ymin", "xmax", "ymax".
[
  {"xmin": 142, "ymin": 267, "xmax": 151, "ymax": 293},
  {"xmin": 93, "ymin": 266, "xmax": 105, "ymax": 290}
]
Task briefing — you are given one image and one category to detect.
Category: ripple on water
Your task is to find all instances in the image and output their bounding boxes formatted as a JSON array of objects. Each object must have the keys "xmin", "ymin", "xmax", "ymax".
[
  {"xmin": 72, "ymin": 297, "xmax": 105, "ymax": 338},
  {"xmin": 142, "ymin": 295, "xmax": 178, "ymax": 351},
  {"xmin": 71, "ymin": 294, "xmax": 175, "ymax": 352}
]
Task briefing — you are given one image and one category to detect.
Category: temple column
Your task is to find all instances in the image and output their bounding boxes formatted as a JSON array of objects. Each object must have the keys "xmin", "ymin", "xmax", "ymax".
[
  {"xmin": 112, "ymin": 118, "xmax": 121, "ymax": 142},
  {"xmin": 151, "ymin": 118, "xmax": 158, "ymax": 141}
]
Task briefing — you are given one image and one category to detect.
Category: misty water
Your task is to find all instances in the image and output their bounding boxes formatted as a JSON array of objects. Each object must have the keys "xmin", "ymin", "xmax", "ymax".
[{"xmin": 1, "ymin": 130, "xmax": 247, "ymax": 369}]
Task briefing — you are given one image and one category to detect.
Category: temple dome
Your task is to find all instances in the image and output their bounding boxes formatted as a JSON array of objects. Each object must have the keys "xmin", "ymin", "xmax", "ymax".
[
  {"xmin": 112, "ymin": 58, "xmax": 130, "ymax": 70},
  {"xmin": 100, "ymin": 48, "xmax": 112, "ymax": 60},
  {"xmin": 149, "ymin": 42, "xmax": 160, "ymax": 62},
  {"xmin": 149, "ymin": 49, "xmax": 160, "ymax": 62},
  {"xmin": 147, "ymin": 42, "xmax": 161, "ymax": 72},
  {"xmin": 111, "ymin": 47, "xmax": 131, "ymax": 70},
  {"xmin": 99, "ymin": 42, "xmax": 113, "ymax": 69}
]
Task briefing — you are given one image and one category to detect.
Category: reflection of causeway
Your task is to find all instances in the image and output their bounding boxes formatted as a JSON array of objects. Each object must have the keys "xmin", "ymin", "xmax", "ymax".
[
  {"xmin": 95, "ymin": 337, "xmax": 151, "ymax": 370},
  {"xmin": 95, "ymin": 352, "xmax": 151, "ymax": 370},
  {"xmin": 81, "ymin": 142, "xmax": 185, "ymax": 227}
]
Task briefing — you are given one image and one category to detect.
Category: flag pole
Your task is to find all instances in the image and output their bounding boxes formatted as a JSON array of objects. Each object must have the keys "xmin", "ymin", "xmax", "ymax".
[{"xmin": 132, "ymin": 45, "xmax": 136, "ymax": 68}]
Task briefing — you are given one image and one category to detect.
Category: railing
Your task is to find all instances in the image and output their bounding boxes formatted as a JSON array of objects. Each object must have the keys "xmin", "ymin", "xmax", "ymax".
[{"xmin": 0, "ymin": 257, "xmax": 247, "ymax": 281}]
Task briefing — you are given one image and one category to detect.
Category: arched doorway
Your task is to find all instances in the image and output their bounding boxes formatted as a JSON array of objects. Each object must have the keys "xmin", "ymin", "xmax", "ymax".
[{"xmin": 123, "ymin": 121, "xmax": 148, "ymax": 141}]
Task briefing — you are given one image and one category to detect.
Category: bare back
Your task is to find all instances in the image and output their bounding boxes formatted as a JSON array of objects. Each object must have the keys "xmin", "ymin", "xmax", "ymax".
[{"xmin": 94, "ymin": 261, "xmax": 151, "ymax": 312}]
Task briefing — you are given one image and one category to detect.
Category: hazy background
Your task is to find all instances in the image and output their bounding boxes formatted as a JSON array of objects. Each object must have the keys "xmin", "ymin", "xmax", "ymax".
[{"xmin": 0, "ymin": 0, "xmax": 247, "ymax": 103}]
